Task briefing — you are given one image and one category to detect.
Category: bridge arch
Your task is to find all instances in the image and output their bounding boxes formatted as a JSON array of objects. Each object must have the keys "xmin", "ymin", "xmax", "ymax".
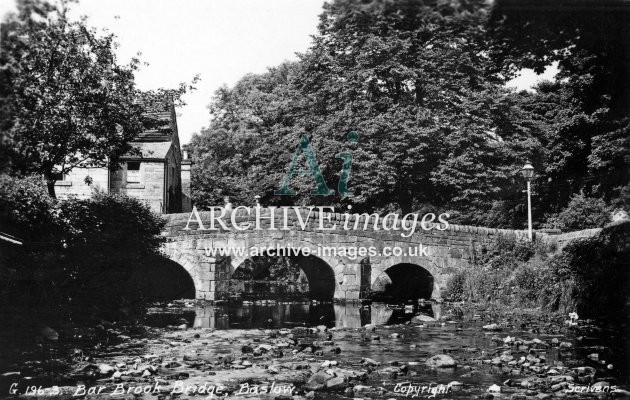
[
  {"xmin": 161, "ymin": 244, "xmax": 207, "ymax": 299},
  {"xmin": 371, "ymin": 258, "xmax": 441, "ymax": 300},
  {"xmin": 230, "ymin": 251, "xmax": 338, "ymax": 300},
  {"xmin": 161, "ymin": 237, "xmax": 354, "ymax": 300},
  {"xmin": 230, "ymin": 241, "xmax": 345, "ymax": 300}
]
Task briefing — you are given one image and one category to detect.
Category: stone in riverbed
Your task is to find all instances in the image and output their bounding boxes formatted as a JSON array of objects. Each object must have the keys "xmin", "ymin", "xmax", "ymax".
[
  {"xmin": 353, "ymin": 385, "xmax": 371, "ymax": 393},
  {"xmin": 325, "ymin": 376, "xmax": 346, "ymax": 390},
  {"xmin": 162, "ymin": 361, "xmax": 181, "ymax": 368},
  {"xmin": 411, "ymin": 314, "xmax": 436, "ymax": 323},
  {"xmin": 549, "ymin": 375, "xmax": 573, "ymax": 384},
  {"xmin": 98, "ymin": 364, "xmax": 115, "ymax": 375},
  {"xmin": 376, "ymin": 366, "xmax": 401, "ymax": 376},
  {"xmin": 304, "ymin": 371, "xmax": 333, "ymax": 391},
  {"xmin": 487, "ymin": 384, "xmax": 501, "ymax": 393},
  {"xmin": 40, "ymin": 326, "xmax": 59, "ymax": 341},
  {"xmin": 551, "ymin": 382, "xmax": 569, "ymax": 391},
  {"xmin": 483, "ymin": 323, "xmax": 502, "ymax": 331},
  {"xmin": 256, "ymin": 344, "xmax": 273, "ymax": 352},
  {"xmin": 425, "ymin": 354, "xmax": 457, "ymax": 368}
]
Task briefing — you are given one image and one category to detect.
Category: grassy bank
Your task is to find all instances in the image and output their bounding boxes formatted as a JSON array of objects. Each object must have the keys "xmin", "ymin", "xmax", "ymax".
[{"xmin": 444, "ymin": 221, "xmax": 630, "ymax": 319}]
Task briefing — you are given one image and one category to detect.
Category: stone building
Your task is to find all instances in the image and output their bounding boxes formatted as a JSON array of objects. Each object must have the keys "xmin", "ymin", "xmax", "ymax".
[{"xmin": 54, "ymin": 99, "xmax": 192, "ymax": 214}]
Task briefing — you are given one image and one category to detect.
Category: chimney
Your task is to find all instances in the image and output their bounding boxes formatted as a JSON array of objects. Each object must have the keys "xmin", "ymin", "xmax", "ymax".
[{"xmin": 181, "ymin": 148, "xmax": 192, "ymax": 212}]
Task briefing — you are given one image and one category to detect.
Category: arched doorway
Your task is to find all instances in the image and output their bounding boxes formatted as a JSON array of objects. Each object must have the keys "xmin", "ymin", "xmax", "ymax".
[{"xmin": 371, "ymin": 263, "xmax": 434, "ymax": 302}]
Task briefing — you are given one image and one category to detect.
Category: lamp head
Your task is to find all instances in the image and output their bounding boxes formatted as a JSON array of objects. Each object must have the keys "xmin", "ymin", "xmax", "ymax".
[{"xmin": 520, "ymin": 161, "xmax": 535, "ymax": 181}]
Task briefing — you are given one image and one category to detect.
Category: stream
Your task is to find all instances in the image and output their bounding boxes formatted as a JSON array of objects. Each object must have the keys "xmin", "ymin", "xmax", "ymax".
[{"xmin": 0, "ymin": 301, "xmax": 628, "ymax": 399}]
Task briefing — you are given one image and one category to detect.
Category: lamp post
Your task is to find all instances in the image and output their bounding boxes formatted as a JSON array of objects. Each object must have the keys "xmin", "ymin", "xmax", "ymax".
[{"xmin": 520, "ymin": 161, "xmax": 535, "ymax": 240}]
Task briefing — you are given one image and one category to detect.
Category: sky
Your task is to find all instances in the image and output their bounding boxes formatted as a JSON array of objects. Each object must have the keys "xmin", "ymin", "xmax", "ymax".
[
  {"xmin": 0, "ymin": 0, "xmax": 557, "ymax": 144},
  {"xmin": 0, "ymin": 0, "xmax": 326, "ymax": 143}
]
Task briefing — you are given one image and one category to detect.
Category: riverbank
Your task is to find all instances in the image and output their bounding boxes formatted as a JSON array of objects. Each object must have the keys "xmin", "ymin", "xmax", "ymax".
[{"xmin": 1, "ymin": 302, "xmax": 628, "ymax": 399}]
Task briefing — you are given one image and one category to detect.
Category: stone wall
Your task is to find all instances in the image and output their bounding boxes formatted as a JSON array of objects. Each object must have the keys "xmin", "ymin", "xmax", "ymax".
[
  {"xmin": 54, "ymin": 167, "xmax": 109, "ymax": 199},
  {"xmin": 111, "ymin": 161, "xmax": 166, "ymax": 213},
  {"xmin": 538, "ymin": 228, "xmax": 602, "ymax": 251},
  {"xmin": 56, "ymin": 156, "xmax": 180, "ymax": 214},
  {"xmin": 161, "ymin": 208, "xmax": 530, "ymax": 302}
]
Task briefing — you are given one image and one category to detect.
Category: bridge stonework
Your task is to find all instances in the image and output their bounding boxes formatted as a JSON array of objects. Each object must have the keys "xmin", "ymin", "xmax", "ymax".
[{"xmin": 160, "ymin": 208, "xmax": 528, "ymax": 301}]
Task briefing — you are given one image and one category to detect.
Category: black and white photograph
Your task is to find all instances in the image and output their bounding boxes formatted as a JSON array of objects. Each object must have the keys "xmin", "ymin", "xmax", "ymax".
[{"xmin": 0, "ymin": 0, "xmax": 629, "ymax": 398}]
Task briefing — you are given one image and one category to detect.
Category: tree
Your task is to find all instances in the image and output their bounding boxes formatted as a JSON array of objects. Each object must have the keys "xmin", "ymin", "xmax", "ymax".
[
  {"xmin": 488, "ymin": 0, "xmax": 630, "ymax": 212},
  {"xmin": 293, "ymin": 0, "xmax": 545, "ymax": 218},
  {"xmin": 191, "ymin": 0, "xmax": 627, "ymax": 227},
  {"xmin": 545, "ymin": 192, "xmax": 611, "ymax": 231},
  {"xmin": 190, "ymin": 63, "xmax": 307, "ymax": 209},
  {"xmin": 190, "ymin": 0, "xmax": 541, "ymax": 221},
  {"xmin": 0, "ymin": 0, "xmax": 144, "ymax": 197}
]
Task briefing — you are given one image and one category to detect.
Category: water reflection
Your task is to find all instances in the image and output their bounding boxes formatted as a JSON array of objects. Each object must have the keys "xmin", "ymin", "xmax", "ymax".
[{"xmin": 147, "ymin": 302, "xmax": 442, "ymax": 330}]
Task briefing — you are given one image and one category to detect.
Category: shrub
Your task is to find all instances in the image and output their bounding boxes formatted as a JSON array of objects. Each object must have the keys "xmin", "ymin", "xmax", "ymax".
[
  {"xmin": 0, "ymin": 174, "xmax": 59, "ymax": 238},
  {"xmin": 512, "ymin": 262, "xmax": 545, "ymax": 306},
  {"xmin": 60, "ymin": 190, "xmax": 165, "ymax": 257},
  {"xmin": 545, "ymin": 193, "xmax": 611, "ymax": 231},
  {"xmin": 444, "ymin": 270, "xmax": 466, "ymax": 301},
  {"xmin": 554, "ymin": 221, "xmax": 630, "ymax": 317},
  {"xmin": 444, "ymin": 224, "xmax": 629, "ymax": 318},
  {"xmin": 0, "ymin": 176, "xmax": 167, "ymax": 315}
]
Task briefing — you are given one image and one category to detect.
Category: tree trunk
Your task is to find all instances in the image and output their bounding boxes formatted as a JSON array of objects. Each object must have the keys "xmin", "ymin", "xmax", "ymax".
[
  {"xmin": 45, "ymin": 175, "xmax": 57, "ymax": 198},
  {"xmin": 398, "ymin": 192, "xmax": 413, "ymax": 214}
]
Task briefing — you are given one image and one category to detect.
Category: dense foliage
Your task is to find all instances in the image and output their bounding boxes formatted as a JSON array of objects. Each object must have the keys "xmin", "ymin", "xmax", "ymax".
[
  {"xmin": 541, "ymin": 222, "xmax": 630, "ymax": 317},
  {"xmin": 0, "ymin": 174, "xmax": 168, "ymax": 316},
  {"xmin": 445, "ymin": 222, "xmax": 630, "ymax": 318},
  {"xmin": 0, "ymin": 0, "xmax": 198, "ymax": 198},
  {"xmin": 189, "ymin": 0, "xmax": 629, "ymax": 229},
  {"xmin": 488, "ymin": 1, "xmax": 630, "ymax": 209},
  {"xmin": 544, "ymin": 192, "xmax": 612, "ymax": 231},
  {"xmin": 0, "ymin": 0, "xmax": 144, "ymax": 197}
]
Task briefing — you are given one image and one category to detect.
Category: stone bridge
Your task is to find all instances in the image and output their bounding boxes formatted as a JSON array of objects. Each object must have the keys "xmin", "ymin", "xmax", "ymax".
[{"xmin": 160, "ymin": 207, "xmax": 529, "ymax": 301}]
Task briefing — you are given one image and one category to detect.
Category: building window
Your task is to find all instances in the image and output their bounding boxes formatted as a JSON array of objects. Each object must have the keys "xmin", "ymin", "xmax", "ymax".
[
  {"xmin": 51, "ymin": 171, "xmax": 72, "ymax": 186},
  {"xmin": 51, "ymin": 172, "xmax": 65, "ymax": 181},
  {"xmin": 127, "ymin": 162, "xmax": 141, "ymax": 183}
]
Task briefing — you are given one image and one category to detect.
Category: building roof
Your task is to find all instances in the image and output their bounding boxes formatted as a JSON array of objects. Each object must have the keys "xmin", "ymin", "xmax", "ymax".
[
  {"xmin": 122, "ymin": 93, "xmax": 181, "ymax": 160},
  {"xmin": 136, "ymin": 111, "xmax": 176, "ymax": 142},
  {"xmin": 128, "ymin": 141, "xmax": 173, "ymax": 160}
]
